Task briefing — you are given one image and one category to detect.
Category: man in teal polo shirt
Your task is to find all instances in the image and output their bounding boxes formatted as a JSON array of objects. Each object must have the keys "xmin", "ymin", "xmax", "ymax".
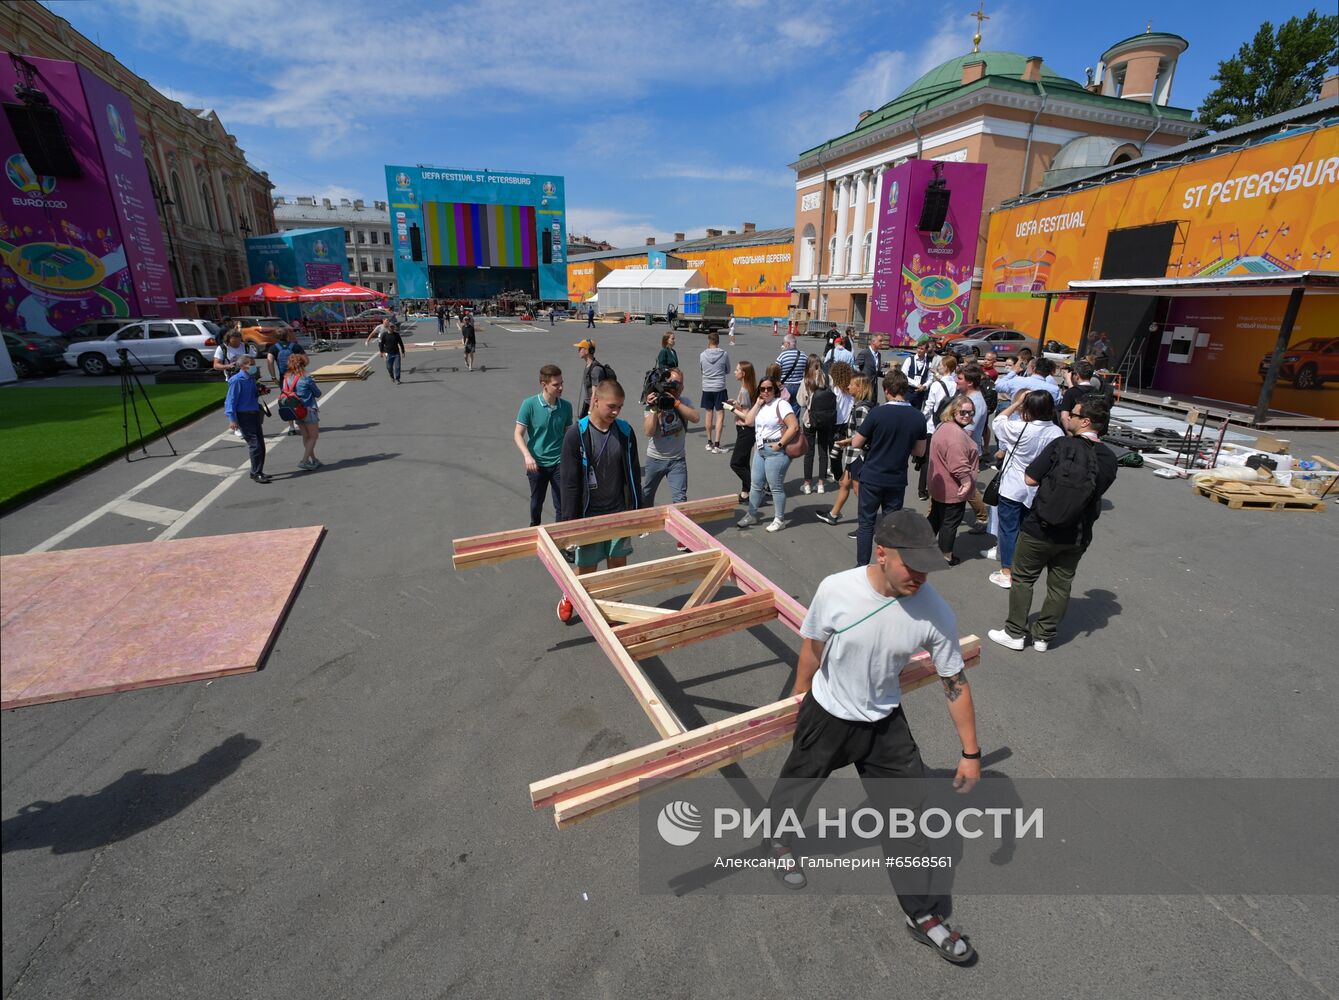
[{"xmin": 514, "ymin": 364, "xmax": 574, "ymax": 526}]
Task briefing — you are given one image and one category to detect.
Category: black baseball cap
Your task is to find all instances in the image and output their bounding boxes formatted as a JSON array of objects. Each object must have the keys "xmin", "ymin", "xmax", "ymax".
[{"xmin": 873, "ymin": 510, "xmax": 949, "ymax": 574}]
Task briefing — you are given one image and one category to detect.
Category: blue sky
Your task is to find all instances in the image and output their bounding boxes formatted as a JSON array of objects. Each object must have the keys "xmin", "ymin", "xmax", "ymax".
[{"xmin": 48, "ymin": 0, "xmax": 1329, "ymax": 247}]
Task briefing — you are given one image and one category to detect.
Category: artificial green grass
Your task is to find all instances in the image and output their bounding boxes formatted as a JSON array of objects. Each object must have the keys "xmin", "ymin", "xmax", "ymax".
[{"xmin": 0, "ymin": 383, "xmax": 227, "ymax": 512}]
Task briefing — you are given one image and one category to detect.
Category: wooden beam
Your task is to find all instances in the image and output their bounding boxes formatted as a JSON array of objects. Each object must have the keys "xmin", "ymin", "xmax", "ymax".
[
  {"xmin": 683, "ymin": 552, "xmax": 733, "ymax": 609},
  {"xmin": 544, "ymin": 651, "xmax": 983, "ymax": 827},
  {"xmin": 581, "ymin": 551, "xmax": 722, "ymax": 599},
  {"xmin": 532, "ymin": 529, "xmax": 685, "ymax": 738},
  {"xmin": 452, "ymin": 496, "xmax": 737, "ymax": 570},
  {"xmin": 615, "ymin": 592, "xmax": 778, "ymax": 660},
  {"xmin": 594, "ymin": 600, "xmax": 675, "ymax": 624},
  {"xmin": 662, "ymin": 506, "xmax": 808, "ymax": 633}
]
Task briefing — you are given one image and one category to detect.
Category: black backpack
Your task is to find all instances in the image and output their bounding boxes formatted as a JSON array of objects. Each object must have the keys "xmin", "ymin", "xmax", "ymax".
[
  {"xmin": 931, "ymin": 380, "xmax": 956, "ymax": 425},
  {"xmin": 1031, "ymin": 438, "xmax": 1100, "ymax": 528},
  {"xmin": 591, "ymin": 360, "xmax": 616, "ymax": 386},
  {"xmin": 808, "ymin": 385, "xmax": 838, "ymax": 430},
  {"xmin": 981, "ymin": 377, "xmax": 999, "ymax": 417}
]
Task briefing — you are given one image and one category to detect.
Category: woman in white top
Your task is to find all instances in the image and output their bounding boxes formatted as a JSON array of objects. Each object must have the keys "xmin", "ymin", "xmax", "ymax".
[
  {"xmin": 916, "ymin": 352, "xmax": 959, "ymax": 499},
  {"xmin": 737, "ymin": 376, "xmax": 801, "ymax": 533},
  {"xmin": 987, "ymin": 388, "xmax": 1064, "ymax": 589}
]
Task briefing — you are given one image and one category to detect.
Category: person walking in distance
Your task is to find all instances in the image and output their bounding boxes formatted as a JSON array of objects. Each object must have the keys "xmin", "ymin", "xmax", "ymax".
[
  {"xmin": 225, "ymin": 355, "xmax": 271, "ymax": 484},
  {"xmin": 850, "ymin": 371, "xmax": 928, "ymax": 566},
  {"xmin": 436, "ymin": 302, "xmax": 446, "ymax": 335},
  {"xmin": 586, "ymin": 303, "xmax": 596, "ymax": 328},
  {"xmin": 727, "ymin": 360, "xmax": 758, "ymax": 502},
  {"xmin": 368, "ymin": 316, "xmax": 405, "ymax": 384},
  {"xmin": 763, "ymin": 508, "xmax": 980, "ymax": 965},
  {"xmin": 655, "ymin": 332, "xmax": 679, "ymax": 370},
  {"xmin": 461, "ymin": 313, "xmax": 478, "ymax": 371},
  {"xmin": 698, "ymin": 331, "xmax": 731, "ymax": 453},
  {"xmin": 514, "ymin": 364, "xmax": 573, "ymax": 526},
  {"xmin": 556, "ymin": 380, "xmax": 643, "ymax": 624},
  {"xmin": 728, "ymin": 313, "xmax": 737, "ymax": 346},
  {"xmin": 574, "ymin": 338, "xmax": 610, "ymax": 419},
  {"xmin": 926, "ymin": 395, "xmax": 980, "ymax": 564},
  {"xmin": 988, "ymin": 397, "xmax": 1118, "ymax": 652},
  {"xmin": 736, "ymin": 376, "xmax": 801, "ymax": 533},
  {"xmin": 282, "ymin": 353, "xmax": 324, "ymax": 470},
  {"xmin": 640, "ymin": 367, "xmax": 699, "ymax": 513}
]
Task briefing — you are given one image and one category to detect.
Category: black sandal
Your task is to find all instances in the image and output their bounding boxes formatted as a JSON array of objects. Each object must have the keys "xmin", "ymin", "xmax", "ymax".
[{"xmin": 905, "ymin": 915, "xmax": 976, "ymax": 965}]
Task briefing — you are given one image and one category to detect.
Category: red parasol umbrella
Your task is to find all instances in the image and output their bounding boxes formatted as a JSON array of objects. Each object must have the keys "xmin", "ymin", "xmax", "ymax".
[
  {"xmin": 218, "ymin": 282, "xmax": 300, "ymax": 303},
  {"xmin": 299, "ymin": 281, "xmax": 388, "ymax": 301}
]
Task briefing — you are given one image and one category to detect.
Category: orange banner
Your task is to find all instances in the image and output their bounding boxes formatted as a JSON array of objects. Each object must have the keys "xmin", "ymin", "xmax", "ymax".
[
  {"xmin": 673, "ymin": 243, "xmax": 793, "ymax": 319},
  {"xmin": 980, "ymin": 125, "xmax": 1339, "ymax": 343}
]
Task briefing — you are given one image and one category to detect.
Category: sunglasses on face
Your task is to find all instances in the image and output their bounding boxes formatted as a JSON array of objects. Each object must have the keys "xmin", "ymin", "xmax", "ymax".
[{"xmin": 759, "ymin": 385, "xmax": 775, "ymax": 392}]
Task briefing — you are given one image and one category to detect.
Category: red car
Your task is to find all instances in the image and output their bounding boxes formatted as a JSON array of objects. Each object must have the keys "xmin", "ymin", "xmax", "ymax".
[{"xmin": 1258, "ymin": 337, "xmax": 1338, "ymax": 390}]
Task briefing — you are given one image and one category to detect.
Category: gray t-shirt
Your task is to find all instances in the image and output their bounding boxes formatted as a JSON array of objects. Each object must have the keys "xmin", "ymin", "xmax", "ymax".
[
  {"xmin": 802, "ymin": 567, "xmax": 964, "ymax": 722},
  {"xmin": 699, "ymin": 347, "xmax": 730, "ymax": 391},
  {"xmin": 585, "ymin": 424, "xmax": 627, "ymax": 516},
  {"xmin": 646, "ymin": 394, "xmax": 695, "ymax": 462}
]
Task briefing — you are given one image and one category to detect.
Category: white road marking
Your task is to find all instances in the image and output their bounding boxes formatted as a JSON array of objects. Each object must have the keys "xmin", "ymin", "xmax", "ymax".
[
  {"xmin": 111, "ymin": 499, "xmax": 185, "ymax": 525},
  {"xmin": 179, "ymin": 460, "xmax": 236, "ymax": 477},
  {"xmin": 28, "ymin": 381, "xmax": 347, "ymax": 552},
  {"xmin": 503, "ymin": 325, "xmax": 543, "ymax": 333}
]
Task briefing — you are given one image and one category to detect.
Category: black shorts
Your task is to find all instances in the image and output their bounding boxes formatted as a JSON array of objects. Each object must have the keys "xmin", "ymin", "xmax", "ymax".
[{"xmin": 463, "ymin": 338, "xmax": 476, "ymax": 354}]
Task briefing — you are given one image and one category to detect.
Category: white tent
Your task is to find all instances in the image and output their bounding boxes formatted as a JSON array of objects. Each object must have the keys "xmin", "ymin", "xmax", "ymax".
[{"xmin": 595, "ymin": 268, "xmax": 706, "ymax": 316}]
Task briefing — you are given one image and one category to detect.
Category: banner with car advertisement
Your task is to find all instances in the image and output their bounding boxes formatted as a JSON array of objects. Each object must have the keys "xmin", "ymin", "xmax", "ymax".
[
  {"xmin": 0, "ymin": 55, "xmax": 177, "ymax": 338},
  {"xmin": 868, "ymin": 160, "xmax": 989, "ymax": 345},
  {"xmin": 385, "ymin": 166, "xmax": 567, "ymax": 301}
]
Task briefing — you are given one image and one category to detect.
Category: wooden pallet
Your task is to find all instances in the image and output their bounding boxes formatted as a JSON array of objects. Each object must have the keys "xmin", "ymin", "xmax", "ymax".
[
  {"xmin": 1193, "ymin": 479, "xmax": 1327, "ymax": 512},
  {"xmin": 310, "ymin": 361, "xmax": 371, "ymax": 382}
]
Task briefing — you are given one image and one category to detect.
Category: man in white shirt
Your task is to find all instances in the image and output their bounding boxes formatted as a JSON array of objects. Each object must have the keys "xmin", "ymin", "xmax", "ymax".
[
  {"xmin": 901, "ymin": 340, "xmax": 936, "ymax": 408},
  {"xmin": 764, "ymin": 509, "xmax": 981, "ymax": 965}
]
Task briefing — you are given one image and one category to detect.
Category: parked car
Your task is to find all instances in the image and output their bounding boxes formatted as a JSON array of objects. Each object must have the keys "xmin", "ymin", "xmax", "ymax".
[
  {"xmin": 5, "ymin": 330, "xmax": 67, "ymax": 377},
  {"xmin": 948, "ymin": 328, "xmax": 1032, "ymax": 359},
  {"xmin": 63, "ymin": 317, "xmax": 150, "ymax": 346},
  {"xmin": 933, "ymin": 324, "xmax": 995, "ymax": 349},
  {"xmin": 235, "ymin": 315, "xmax": 293, "ymax": 349},
  {"xmin": 64, "ymin": 319, "xmax": 222, "ymax": 376},
  {"xmin": 1258, "ymin": 337, "xmax": 1338, "ymax": 390}
]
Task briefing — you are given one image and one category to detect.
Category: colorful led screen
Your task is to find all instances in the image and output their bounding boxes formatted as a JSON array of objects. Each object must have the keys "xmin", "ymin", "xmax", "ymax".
[{"xmin": 424, "ymin": 202, "xmax": 537, "ymax": 268}]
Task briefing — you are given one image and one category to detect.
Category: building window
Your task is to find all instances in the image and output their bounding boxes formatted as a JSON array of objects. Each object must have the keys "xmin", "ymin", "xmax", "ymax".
[
  {"xmin": 362, "ymin": 258, "xmax": 371, "ymax": 272},
  {"xmin": 387, "ymin": 258, "xmax": 394, "ymax": 272},
  {"xmin": 357, "ymin": 231, "xmax": 366, "ymax": 244},
  {"xmin": 200, "ymin": 181, "xmax": 218, "ymax": 231},
  {"xmin": 868, "ymin": 181, "xmax": 876, "ymax": 203},
  {"xmin": 216, "ymin": 267, "xmax": 228, "ymax": 295},
  {"xmin": 347, "ymin": 256, "xmax": 355, "ymax": 272},
  {"xmin": 372, "ymin": 259, "xmax": 381, "ymax": 272},
  {"xmin": 842, "ymin": 234, "xmax": 854, "ymax": 275},
  {"xmin": 861, "ymin": 231, "xmax": 873, "ymax": 274},
  {"xmin": 344, "ymin": 229, "xmax": 351, "ymax": 244},
  {"xmin": 170, "ymin": 171, "xmax": 186, "ymax": 224},
  {"xmin": 827, "ymin": 236, "xmax": 836, "ymax": 273},
  {"xmin": 225, "ymin": 195, "xmax": 237, "ymax": 233},
  {"xmin": 799, "ymin": 223, "xmax": 816, "ymax": 278},
  {"xmin": 190, "ymin": 264, "xmax": 204, "ymax": 297}
]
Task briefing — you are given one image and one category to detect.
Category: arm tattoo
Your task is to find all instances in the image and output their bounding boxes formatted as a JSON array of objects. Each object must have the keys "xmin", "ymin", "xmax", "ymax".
[{"xmin": 940, "ymin": 671, "xmax": 968, "ymax": 703}]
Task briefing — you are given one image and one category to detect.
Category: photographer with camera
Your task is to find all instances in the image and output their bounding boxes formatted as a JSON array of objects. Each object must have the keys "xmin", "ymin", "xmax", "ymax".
[{"xmin": 640, "ymin": 367, "xmax": 699, "ymax": 515}]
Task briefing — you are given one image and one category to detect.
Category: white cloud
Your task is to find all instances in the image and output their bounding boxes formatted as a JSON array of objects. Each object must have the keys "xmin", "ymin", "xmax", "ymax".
[
  {"xmin": 566, "ymin": 207, "xmax": 665, "ymax": 250},
  {"xmin": 647, "ymin": 162, "xmax": 793, "ymax": 187}
]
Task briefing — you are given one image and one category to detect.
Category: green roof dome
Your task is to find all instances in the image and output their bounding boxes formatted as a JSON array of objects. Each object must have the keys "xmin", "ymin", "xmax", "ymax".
[{"xmin": 896, "ymin": 51, "xmax": 1082, "ymax": 103}]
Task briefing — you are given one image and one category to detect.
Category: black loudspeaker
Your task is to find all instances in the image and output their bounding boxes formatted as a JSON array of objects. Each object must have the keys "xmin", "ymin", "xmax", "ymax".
[
  {"xmin": 408, "ymin": 224, "xmax": 422, "ymax": 261},
  {"xmin": 3, "ymin": 102, "xmax": 82, "ymax": 178},
  {"xmin": 916, "ymin": 183, "xmax": 950, "ymax": 232},
  {"xmin": 541, "ymin": 229, "xmax": 552, "ymax": 264}
]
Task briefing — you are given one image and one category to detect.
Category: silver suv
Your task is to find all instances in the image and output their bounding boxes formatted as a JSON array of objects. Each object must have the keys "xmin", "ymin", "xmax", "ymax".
[{"xmin": 65, "ymin": 319, "xmax": 223, "ymax": 376}]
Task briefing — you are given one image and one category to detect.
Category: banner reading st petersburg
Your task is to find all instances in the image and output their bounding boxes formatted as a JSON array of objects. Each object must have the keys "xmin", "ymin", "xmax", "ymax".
[{"xmin": 385, "ymin": 166, "xmax": 567, "ymax": 302}]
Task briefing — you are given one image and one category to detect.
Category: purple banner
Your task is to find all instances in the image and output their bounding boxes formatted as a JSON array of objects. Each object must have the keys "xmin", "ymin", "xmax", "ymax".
[
  {"xmin": 78, "ymin": 66, "xmax": 176, "ymax": 317},
  {"xmin": 0, "ymin": 55, "xmax": 176, "ymax": 339},
  {"xmin": 868, "ymin": 160, "xmax": 987, "ymax": 346}
]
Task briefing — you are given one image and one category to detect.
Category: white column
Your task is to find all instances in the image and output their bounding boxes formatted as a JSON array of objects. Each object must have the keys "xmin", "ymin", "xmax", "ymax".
[
  {"xmin": 849, "ymin": 171, "xmax": 869, "ymax": 276},
  {"xmin": 867, "ymin": 165, "xmax": 888, "ymax": 275},
  {"xmin": 831, "ymin": 177, "xmax": 850, "ymax": 277}
]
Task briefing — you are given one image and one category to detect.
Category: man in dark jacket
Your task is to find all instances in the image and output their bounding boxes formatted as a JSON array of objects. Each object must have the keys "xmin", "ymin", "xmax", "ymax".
[
  {"xmin": 556, "ymin": 379, "xmax": 643, "ymax": 623},
  {"xmin": 989, "ymin": 397, "xmax": 1118, "ymax": 653},
  {"xmin": 856, "ymin": 332, "xmax": 887, "ymax": 404},
  {"xmin": 368, "ymin": 318, "xmax": 406, "ymax": 384}
]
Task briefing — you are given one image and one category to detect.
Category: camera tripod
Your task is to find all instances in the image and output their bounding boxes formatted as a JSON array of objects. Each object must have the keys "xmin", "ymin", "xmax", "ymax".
[{"xmin": 116, "ymin": 346, "xmax": 177, "ymax": 462}]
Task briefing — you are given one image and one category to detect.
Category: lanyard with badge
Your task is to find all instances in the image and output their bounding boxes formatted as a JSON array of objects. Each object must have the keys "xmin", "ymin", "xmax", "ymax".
[{"xmin": 587, "ymin": 426, "xmax": 615, "ymax": 489}]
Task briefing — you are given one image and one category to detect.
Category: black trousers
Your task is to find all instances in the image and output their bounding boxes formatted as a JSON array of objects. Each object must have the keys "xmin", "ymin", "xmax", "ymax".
[
  {"xmin": 766, "ymin": 694, "xmax": 937, "ymax": 919},
  {"xmin": 236, "ymin": 410, "xmax": 266, "ymax": 476},
  {"xmin": 802, "ymin": 425, "xmax": 837, "ymax": 481},
  {"xmin": 928, "ymin": 499, "xmax": 966, "ymax": 556},
  {"xmin": 729, "ymin": 425, "xmax": 755, "ymax": 492},
  {"xmin": 527, "ymin": 464, "xmax": 562, "ymax": 526}
]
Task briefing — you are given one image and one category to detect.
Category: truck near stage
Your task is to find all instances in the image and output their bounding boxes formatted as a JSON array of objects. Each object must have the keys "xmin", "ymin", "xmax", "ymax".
[{"xmin": 674, "ymin": 288, "xmax": 734, "ymax": 333}]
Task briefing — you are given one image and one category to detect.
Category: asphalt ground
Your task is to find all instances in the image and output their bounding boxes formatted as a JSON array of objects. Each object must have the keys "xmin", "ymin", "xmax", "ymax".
[{"xmin": 2, "ymin": 317, "xmax": 1337, "ymax": 999}]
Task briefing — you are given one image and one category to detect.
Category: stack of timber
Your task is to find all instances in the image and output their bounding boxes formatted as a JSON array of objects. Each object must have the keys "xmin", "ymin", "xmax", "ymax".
[
  {"xmin": 1192, "ymin": 476, "xmax": 1326, "ymax": 512},
  {"xmin": 309, "ymin": 360, "xmax": 372, "ymax": 382}
]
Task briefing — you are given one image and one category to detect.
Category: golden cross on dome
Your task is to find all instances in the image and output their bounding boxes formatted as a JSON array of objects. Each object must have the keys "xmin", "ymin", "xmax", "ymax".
[{"xmin": 971, "ymin": 2, "xmax": 990, "ymax": 53}]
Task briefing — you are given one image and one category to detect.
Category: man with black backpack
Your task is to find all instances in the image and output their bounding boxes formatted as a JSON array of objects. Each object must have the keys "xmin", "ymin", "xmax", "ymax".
[
  {"xmin": 988, "ymin": 397, "xmax": 1118, "ymax": 653},
  {"xmin": 575, "ymin": 338, "xmax": 614, "ymax": 419}
]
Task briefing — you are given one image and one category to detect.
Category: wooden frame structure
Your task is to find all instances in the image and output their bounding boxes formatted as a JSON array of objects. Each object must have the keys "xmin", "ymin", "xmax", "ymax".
[{"xmin": 453, "ymin": 496, "xmax": 981, "ymax": 828}]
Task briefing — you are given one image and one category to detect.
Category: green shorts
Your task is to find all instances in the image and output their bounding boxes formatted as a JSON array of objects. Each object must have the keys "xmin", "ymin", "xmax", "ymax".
[{"xmin": 573, "ymin": 536, "xmax": 632, "ymax": 568}]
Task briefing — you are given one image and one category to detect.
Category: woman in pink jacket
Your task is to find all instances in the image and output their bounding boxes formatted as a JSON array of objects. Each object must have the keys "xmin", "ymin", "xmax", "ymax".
[{"xmin": 927, "ymin": 394, "xmax": 980, "ymax": 565}]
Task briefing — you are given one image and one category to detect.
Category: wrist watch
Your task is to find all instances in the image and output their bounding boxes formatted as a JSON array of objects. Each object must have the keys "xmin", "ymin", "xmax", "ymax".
[{"xmin": 961, "ymin": 748, "xmax": 982, "ymax": 760}]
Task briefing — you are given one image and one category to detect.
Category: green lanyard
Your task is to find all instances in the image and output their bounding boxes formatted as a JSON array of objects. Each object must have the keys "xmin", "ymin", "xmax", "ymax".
[{"xmin": 833, "ymin": 596, "xmax": 899, "ymax": 634}]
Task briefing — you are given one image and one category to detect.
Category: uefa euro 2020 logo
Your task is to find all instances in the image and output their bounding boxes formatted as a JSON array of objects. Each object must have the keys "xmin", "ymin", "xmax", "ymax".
[
  {"xmin": 106, "ymin": 104, "xmax": 127, "ymax": 145},
  {"xmin": 542, "ymin": 181, "xmax": 556, "ymax": 198},
  {"xmin": 312, "ymin": 240, "xmax": 328, "ymax": 258},
  {"xmin": 396, "ymin": 172, "xmax": 411, "ymax": 189},
  {"xmin": 5, "ymin": 154, "xmax": 56, "ymax": 195},
  {"xmin": 887, "ymin": 180, "xmax": 899, "ymax": 212},
  {"xmin": 930, "ymin": 221, "xmax": 954, "ymax": 247},
  {"xmin": 657, "ymin": 801, "xmax": 703, "ymax": 846}
]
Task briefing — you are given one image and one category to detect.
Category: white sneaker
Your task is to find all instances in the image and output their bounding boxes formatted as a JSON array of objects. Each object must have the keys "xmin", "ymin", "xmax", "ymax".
[
  {"xmin": 988, "ymin": 571, "xmax": 1012, "ymax": 589},
  {"xmin": 766, "ymin": 517, "xmax": 785, "ymax": 533},
  {"xmin": 983, "ymin": 546, "xmax": 998, "ymax": 560},
  {"xmin": 1033, "ymin": 639, "xmax": 1049, "ymax": 652},
  {"xmin": 232, "ymin": 428, "xmax": 244, "ymax": 438},
  {"xmin": 801, "ymin": 482, "xmax": 812, "ymax": 495},
  {"xmin": 737, "ymin": 512, "xmax": 760, "ymax": 528},
  {"xmin": 816, "ymin": 481, "xmax": 825, "ymax": 493},
  {"xmin": 988, "ymin": 628, "xmax": 1026, "ymax": 651},
  {"xmin": 705, "ymin": 442, "xmax": 715, "ymax": 452}
]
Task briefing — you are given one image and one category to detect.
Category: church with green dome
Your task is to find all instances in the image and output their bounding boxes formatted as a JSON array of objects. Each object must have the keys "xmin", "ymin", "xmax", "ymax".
[{"xmin": 788, "ymin": 24, "xmax": 1198, "ymax": 331}]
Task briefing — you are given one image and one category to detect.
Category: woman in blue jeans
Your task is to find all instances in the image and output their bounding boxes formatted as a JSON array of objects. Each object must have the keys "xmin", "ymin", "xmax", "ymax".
[
  {"xmin": 987, "ymin": 389, "xmax": 1063, "ymax": 588},
  {"xmin": 736, "ymin": 378, "xmax": 801, "ymax": 533}
]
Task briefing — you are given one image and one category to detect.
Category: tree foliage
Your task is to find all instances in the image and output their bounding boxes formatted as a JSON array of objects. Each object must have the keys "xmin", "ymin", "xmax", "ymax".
[{"xmin": 1196, "ymin": 11, "xmax": 1339, "ymax": 131}]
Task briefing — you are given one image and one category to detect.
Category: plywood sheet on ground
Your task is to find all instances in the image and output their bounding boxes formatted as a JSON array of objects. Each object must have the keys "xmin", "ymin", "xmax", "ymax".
[{"xmin": 1, "ymin": 525, "xmax": 324, "ymax": 709}]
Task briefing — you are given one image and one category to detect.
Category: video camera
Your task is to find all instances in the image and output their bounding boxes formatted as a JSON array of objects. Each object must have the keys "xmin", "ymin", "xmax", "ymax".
[{"xmin": 642, "ymin": 366, "xmax": 679, "ymax": 412}]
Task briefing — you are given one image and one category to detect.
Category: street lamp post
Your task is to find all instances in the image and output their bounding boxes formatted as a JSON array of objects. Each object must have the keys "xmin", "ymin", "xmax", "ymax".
[{"xmin": 150, "ymin": 174, "xmax": 183, "ymax": 299}]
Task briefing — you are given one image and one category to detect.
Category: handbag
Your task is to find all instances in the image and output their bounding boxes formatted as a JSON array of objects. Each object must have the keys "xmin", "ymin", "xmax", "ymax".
[
  {"xmin": 784, "ymin": 433, "xmax": 809, "ymax": 459},
  {"xmin": 982, "ymin": 424, "xmax": 1027, "ymax": 506}
]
